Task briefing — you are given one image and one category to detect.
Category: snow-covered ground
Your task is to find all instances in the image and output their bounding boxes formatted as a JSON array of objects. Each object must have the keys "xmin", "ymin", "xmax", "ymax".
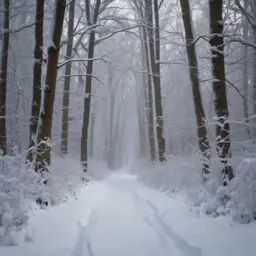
[{"xmin": 1, "ymin": 171, "xmax": 256, "ymax": 256}]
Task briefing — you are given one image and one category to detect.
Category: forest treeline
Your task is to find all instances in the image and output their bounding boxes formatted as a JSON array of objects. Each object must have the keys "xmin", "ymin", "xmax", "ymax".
[{"xmin": 0, "ymin": 0, "xmax": 255, "ymax": 187}]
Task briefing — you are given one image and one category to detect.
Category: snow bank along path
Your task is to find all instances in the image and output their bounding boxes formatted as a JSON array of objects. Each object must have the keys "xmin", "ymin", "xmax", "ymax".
[{"xmin": 1, "ymin": 172, "xmax": 256, "ymax": 256}]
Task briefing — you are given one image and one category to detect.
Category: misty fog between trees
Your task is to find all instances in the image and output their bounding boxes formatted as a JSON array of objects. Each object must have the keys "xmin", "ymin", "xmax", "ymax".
[{"xmin": 0, "ymin": 0, "xmax": 256, "ymax": 253}]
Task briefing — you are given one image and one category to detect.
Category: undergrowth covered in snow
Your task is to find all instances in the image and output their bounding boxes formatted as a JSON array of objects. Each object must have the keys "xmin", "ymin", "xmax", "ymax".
[
  {"xmin": 0, "ymin": 154, "xmax": 91, "ymax": 246},
  {"xmin": 131, "ymin": 153, "xmax": 256, "ymax": 224}
]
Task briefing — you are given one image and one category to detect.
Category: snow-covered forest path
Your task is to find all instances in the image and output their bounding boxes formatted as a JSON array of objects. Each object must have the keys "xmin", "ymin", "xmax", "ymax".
[
  {"xmin": 72, "ymin": 173, "xmax": 202, "ymax": 256},
  {"xmin": 2, "ymin": 172, "xmax": 256, "ymax": 256}
]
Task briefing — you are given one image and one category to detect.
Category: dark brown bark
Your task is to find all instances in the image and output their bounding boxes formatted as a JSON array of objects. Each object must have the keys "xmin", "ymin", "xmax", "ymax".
[
  {"xmin": 209, "ymin": 0, "xmax": 234, "ymax": 185},
  {"xmin": 0, "ymin": 0, "xmax": 10, "ymax": 155},
  {"xmin": 61, "ymin": 0, "xmax": 75, "ymax": 155},
  {"xmin": 80, "ymin": 0, "xmax": 101, "ymax": 172},
  {"xmin": 27, "ymin": 0, "xmax": 44, "ymax": 163},
  {"xmin": 145, "ymin": 0, "xmax": 166, "ymax": 162},
  {"xmin": 180, "ymin": 0, "xmax": 211, "ymax": 180},
  {"xmin": 37, "ymin": 0, "xmax": 66, "ymax": 170}
]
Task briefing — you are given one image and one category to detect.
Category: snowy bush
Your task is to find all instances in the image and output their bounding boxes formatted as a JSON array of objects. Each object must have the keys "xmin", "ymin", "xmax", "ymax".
[
  {"xmin": 0, "ymin": 153, "xmax": 91, "ymax": 246},
  {"xmin": 130, "ymin": 155, "xmax": 206, "ymax": 198},
  {"xmin": 132, "ymin": 154, "xmax": 256, "ymax": 224},
  {"xmin": 229, "ymin": 158, "xmax": 256, "ymax": 224},
  {"xmin": 45, "ymin": 155, "xmax": 86, "ymax": 204},
  {"xmin": 0, "ymin": 155, "xmax": 39, "ymax": 246}
]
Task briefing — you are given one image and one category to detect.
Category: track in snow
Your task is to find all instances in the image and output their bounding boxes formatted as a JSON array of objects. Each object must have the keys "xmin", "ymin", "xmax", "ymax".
[
  {"xmin": 2, "ymin": 171, "xmax": 255, "ymax": 256},
  {"xmin": 71, "ymin": 173, "xmax": 203, "ymax": 256},
  {"xmin": 132, "ymin": 191, "xmax": 203, "ymax": 256}
]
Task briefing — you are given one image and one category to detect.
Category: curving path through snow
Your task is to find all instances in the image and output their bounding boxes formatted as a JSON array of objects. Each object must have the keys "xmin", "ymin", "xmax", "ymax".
[{"xmin": 1, "ymin": 172, "xmax": 256, "ymax": 256}]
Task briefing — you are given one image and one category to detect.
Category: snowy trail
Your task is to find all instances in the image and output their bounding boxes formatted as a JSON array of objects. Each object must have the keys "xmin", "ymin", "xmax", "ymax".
[
  {"xmin": 131, "ymin": 191, "xmax": 203, "ymax": 256},
  {"xmin": 86, "ymin": 174, "xmax": 185, "ymax": 256},
  {"xmin": 1, "ymin": 172, "xmax": 256, "ymax": 256}
]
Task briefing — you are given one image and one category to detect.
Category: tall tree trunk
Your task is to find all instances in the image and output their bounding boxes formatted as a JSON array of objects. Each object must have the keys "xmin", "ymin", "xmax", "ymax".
[
  {"xmin": 61, "ymin": 0, "xmax": 75, "ymax": 155},
  {"xmin": 107, "ymin": 72, "xmax": 115, "ymax": 169},
  {"xmin": 242, "ymin": 1, "xmax": 251, "ymax": 139},
  {"xmin": 252, "ymin": 27, "xmax": 256, "ymax": 138},
  {"xmin": 135, "ymin": 76, "xmax": 147, "ymax": 157},
  {"xmin": 89, "ymin": 111, "xmax": 95, "ymax": 158},
  {"xmin": 37, "ymin": 0, "xmax": 66, "ymax": 171},
  {"xmin": 153, "ymin": 0, "xmax": 166, "ymax": 161},
  {"xmin": 137, "ymin": 103, "xmax": 146, "ymax": 156},
  {"xmin": 145, "ymin": 0, "xmax": 166, "ymax": 162},
  {"xmin": 27, "ymin": 0, "xmax": 44, "ymax": 163},
  {"xmin": 80, "ymin": 32, "xmax": 95, "ymax": 172},
  {"xmin": 132, "ymin": 0, "xmax": 150, "ymax": 159},
  {"xmin": 142, "ymin": 25, "xmax": 156, "ymax": 161},
  {"xmin": 0, "ymin": 0, "xmax": 10, "ymax": 155},
  {"xmin": 209, "ymin": 0, "xmax": 234, "ymax": 186},
  {"xmin": 80, "ymin": 0, "xmax": 101, "ymax": 172},
  {"xmin": 112, "ymin": 103, "xmax": 123, "ymax": 169},
  {"xmin": 180, "ymin": 0, "xmax": 211, "ymax": 180}
]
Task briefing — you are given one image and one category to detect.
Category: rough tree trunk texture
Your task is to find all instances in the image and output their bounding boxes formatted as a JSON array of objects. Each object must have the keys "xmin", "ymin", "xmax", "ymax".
[
  {"xmin": 209, "ymin": 0, "xmax": 234, "ymax": 185},
  {"xmin": 145, "ymin": 0, "xmax": 166, "ymax": 162},
  {"xmin": 80, "ymin": 0, "xmax": 101, "ymax": 172},
  {"xmin": 37, "ymin": 0, "xmax": 66, "ymax": 170},
  {"xmin": 242, "ymin": 1, "xmax": 251, "ymax": 139},
  {"xmin": 180, "ymin": 0, "xmax": 211, "ymax": 180},
  {"xmin": 142, "ymin": 25, "xmax": 156, "ymax": 162},
  {"xmin": 0, "ymin": 0, "xmax": 10, "ymax": 155},
  {"xmin": 27, "ymin": 0, "xmax": 44, "ymax": 163},
  {"xmin": 61, "ymin": 0, "xmax": 75, "ymax": 155}
]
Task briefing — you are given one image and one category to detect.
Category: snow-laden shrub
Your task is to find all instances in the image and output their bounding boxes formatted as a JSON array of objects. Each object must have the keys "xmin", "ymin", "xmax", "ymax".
[
  {"xmin": 229, "ymin": 158, "xmax": 256, "ymax": 224},
  {"xmin": 132, "ymin": 154, "xmax": 256, "ymax": 224},
  {"xmin": 45, "ymin": 155, "xmax": 85, "ymax": 204},
  {"xmin": 0, "ymin": 155, "xmax": 40, "ymax": 246},
  {"xmin": 0, "ymin": 154, "xmax": 91, "ymax": 246},
  {"xmin": 130, "ymin": 155, "xmax": 207, "ymax": 199},
  {"xmin": 37, "ymin": 155, "xmax": 108, "ymax": 205}
]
